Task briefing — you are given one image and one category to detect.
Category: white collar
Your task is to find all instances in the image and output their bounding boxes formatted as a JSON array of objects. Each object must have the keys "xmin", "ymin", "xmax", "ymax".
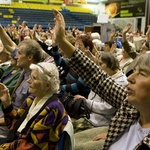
[
  {"xmin": 17, "ymin": 92, "xmax": 53, "ymax": 133},
  {"xmin": 111, "ymin": 70, "xmax": 124, "ymax": 79}
]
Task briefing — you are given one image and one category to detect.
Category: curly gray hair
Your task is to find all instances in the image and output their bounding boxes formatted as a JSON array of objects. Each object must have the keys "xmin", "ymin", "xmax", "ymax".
[{"xmin": 30, "ymin": 62, "xmax": 60, "ymax": 94}]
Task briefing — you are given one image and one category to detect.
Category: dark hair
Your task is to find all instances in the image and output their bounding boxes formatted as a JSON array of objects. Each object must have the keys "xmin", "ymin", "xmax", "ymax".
[
  {"xmin": 100, "ymin": 52, "xmax": 120, "ymax": 70},
  {"xmin": 18, "ymin": 39, "xmax": 42, "ymax": 63},
  {"xmin": 105, "ymin": 41, "xmax": 114, "ymax": 48},
  {"xmin": 80, "ymin": 34, "xmax": 93, "ymax": 52}
]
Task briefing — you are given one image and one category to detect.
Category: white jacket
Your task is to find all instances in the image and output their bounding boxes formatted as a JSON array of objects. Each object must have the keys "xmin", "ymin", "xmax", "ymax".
[{"xmin": 86, "ymin": 70, "xmax": 128, "ymax": 127}]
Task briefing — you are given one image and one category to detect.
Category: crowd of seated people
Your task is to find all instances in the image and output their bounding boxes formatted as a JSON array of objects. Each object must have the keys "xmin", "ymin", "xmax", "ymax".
[
  {"xmin": 0, "ymin": 9, "xmax": 150, "ymax": 150},
  {"xmin": 0, "ymin": 21, "xmax": 74, "ymax": 149},
  {"xmin": 52, "ymin": 8, "xmax": 150, "ymax": 150}
]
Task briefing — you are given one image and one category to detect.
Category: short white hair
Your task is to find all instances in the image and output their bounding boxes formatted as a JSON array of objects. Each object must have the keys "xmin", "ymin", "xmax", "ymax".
[
  {"xmin": 91, "ymin": 32, "xmax": 101, "ymax": 40},
  {"xmin": 92, "ymin": 39, "xmax": 102, "ymax": 51},
  {"xmin": 30, "ymin": 62, "xmax": 60, "ymax": 94}
]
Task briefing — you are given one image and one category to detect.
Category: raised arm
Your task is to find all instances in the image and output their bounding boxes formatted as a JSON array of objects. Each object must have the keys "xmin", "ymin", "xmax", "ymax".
[
  {"xmin": 122, "ymin": 23, "xmax": 132, "ymax": 43},
  {"xmin": 122, "ymin": 23, "xmax": 138, "ymax": 59},
  {"xmin": 0, "ymin": 25, "xmax": 16, "ymax": 53},
  {"xmin": 109, "ymin": 29, "xmax": 116, "ymax": 42},
  {"xmin": 53, "ymin": 9, "xmax": 75, "ymax": 58},
  {"xmin": 146, "ymin": 25, "xmax": 150, "ymax": 42},
  {"xmin": 53, "ymin": 9, "xmax": 127, "ymax": 109}
]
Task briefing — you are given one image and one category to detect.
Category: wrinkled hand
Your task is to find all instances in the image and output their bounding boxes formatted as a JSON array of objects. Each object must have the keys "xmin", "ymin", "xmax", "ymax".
[
  {"xmin": 84, "ymin": 49, "xmax": 96, "ymax": 63},
  {"xmin": 53, "ymin": 9, "xmax": 66, "ymax": 45},
  {"xmin": 0, "ymin": 83, "xmax": 11, "ymax": 108},
  {"xmin": 92, "ymin": 132, "xmax": 107, "ymax": 141},
  {"xmin": 110, "ymin": 43, "xmax": 117, "ymax": 54},
  {"xmin": 123, "ymin": 23, "xmax": 132, "ymax": 34}
]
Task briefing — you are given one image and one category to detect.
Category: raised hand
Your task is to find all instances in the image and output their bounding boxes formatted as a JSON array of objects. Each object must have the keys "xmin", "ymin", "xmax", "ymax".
[
  {"xmin": 122, "ymin": 23, "xmax": 132, "ymax": 34},
  {"xmin": 17, "ymin": 16, "xmax": 20, "ymax": 21},
  {"xmin": 110, "ymin": 29, "xmax": 116, "ymax": 38},
  {"xmin": 52, "ymin": 9, "xmax": 75, "ymax": 58},
  {"xmin": 84, "ymin": 48, "xmax": 96, "ymax": 63},
  {"xmin": 0, "ymin": 83, "xmax": 11, "ymax": 108},
  {"xmin": 110, "ymin": 43, "xmax": 117, "ymax": 54},
  {"xmin": 53, "ymin": 9, "xmax": 66, "ymax": 45}
]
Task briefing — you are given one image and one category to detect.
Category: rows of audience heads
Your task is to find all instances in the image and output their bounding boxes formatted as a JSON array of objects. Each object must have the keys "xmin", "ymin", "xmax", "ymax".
[{"xmin": 1, "ymin": 20, "xmax": 150, "ymax": 93}]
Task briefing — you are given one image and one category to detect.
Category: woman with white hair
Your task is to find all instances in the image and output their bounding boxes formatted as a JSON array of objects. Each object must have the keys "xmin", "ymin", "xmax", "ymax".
[{"xmin": 0, "ymin": 62, "xmax": 69, "ymax": 150}]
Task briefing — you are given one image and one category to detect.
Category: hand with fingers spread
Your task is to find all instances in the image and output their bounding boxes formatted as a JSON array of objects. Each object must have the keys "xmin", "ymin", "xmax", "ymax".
[
  {"xmin": 122, "ymin": 23, "xmax": 132, "ymax": 42},
  {"xmin": 52, "ymin": 9, "xmax": 75, "ymax": 58},
  {"xmin": 110, "ymin": 29, "xmax": 116, "ymax": 41},
  {"xmin": 122, "ymin": 23, "xmax": 132, "ymax": 34}
]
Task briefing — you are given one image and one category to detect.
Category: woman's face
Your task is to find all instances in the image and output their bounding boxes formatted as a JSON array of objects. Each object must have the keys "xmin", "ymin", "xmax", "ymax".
[
  {"xmin": 27, "ymin": 69, "xmax": 47, "ymax": 97},
  {"xmin": 127, "ymin": 66, "xmax": 150, "ymax": 109}
]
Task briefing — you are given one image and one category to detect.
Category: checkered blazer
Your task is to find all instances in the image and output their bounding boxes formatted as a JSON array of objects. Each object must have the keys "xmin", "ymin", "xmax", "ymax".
[{"xmin": 68, "ymin": 49, "xmax": 150, "ymax": 149}]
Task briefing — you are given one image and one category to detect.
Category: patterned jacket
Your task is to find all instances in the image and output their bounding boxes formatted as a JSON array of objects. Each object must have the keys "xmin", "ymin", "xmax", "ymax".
[
  {"xmin": 1, "ymin": 94, "xmax": 68, "ymax": 150},
  {"xmin": 67, "ymin": 49, "xmax": 150, "ymax": 150}
]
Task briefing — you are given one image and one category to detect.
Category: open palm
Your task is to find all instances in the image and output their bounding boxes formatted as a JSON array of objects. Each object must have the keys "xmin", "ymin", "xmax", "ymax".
[{"xmin": 53, "ymin": 9, "xmax": 66, "ymax": 45}]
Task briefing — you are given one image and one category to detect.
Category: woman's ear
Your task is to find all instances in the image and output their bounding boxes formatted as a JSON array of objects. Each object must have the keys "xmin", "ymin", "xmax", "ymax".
[{"xmin": 45, "ymin": 82, "xmax": 51, "ymax": 91}]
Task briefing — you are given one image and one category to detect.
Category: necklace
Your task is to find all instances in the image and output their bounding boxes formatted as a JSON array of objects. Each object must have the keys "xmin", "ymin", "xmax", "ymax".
[{"xmin": 137, "ymin": 121, "xmax": 150, "ymax": 135}]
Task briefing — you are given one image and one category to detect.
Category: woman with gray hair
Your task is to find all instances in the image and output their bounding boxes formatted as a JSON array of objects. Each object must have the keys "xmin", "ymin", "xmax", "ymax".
[{"xmin": 0, "ymin": 62, "xmax": 69, "ymax": 150}]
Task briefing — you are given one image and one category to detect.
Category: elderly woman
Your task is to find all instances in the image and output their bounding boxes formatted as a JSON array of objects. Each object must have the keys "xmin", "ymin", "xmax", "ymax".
[
  {"xmin": 53, "ymin": 9, "xmax": 150, "ymax": 149},
  {"xmin": 0, "ymin": 62, "xmax": 68, "ymax": 150}
]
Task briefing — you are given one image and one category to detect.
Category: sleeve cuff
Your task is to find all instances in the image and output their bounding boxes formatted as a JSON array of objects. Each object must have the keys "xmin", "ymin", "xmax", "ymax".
[{"xmin": 11, "ymin": 48, "xmax": 18, "ymax": 59}]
